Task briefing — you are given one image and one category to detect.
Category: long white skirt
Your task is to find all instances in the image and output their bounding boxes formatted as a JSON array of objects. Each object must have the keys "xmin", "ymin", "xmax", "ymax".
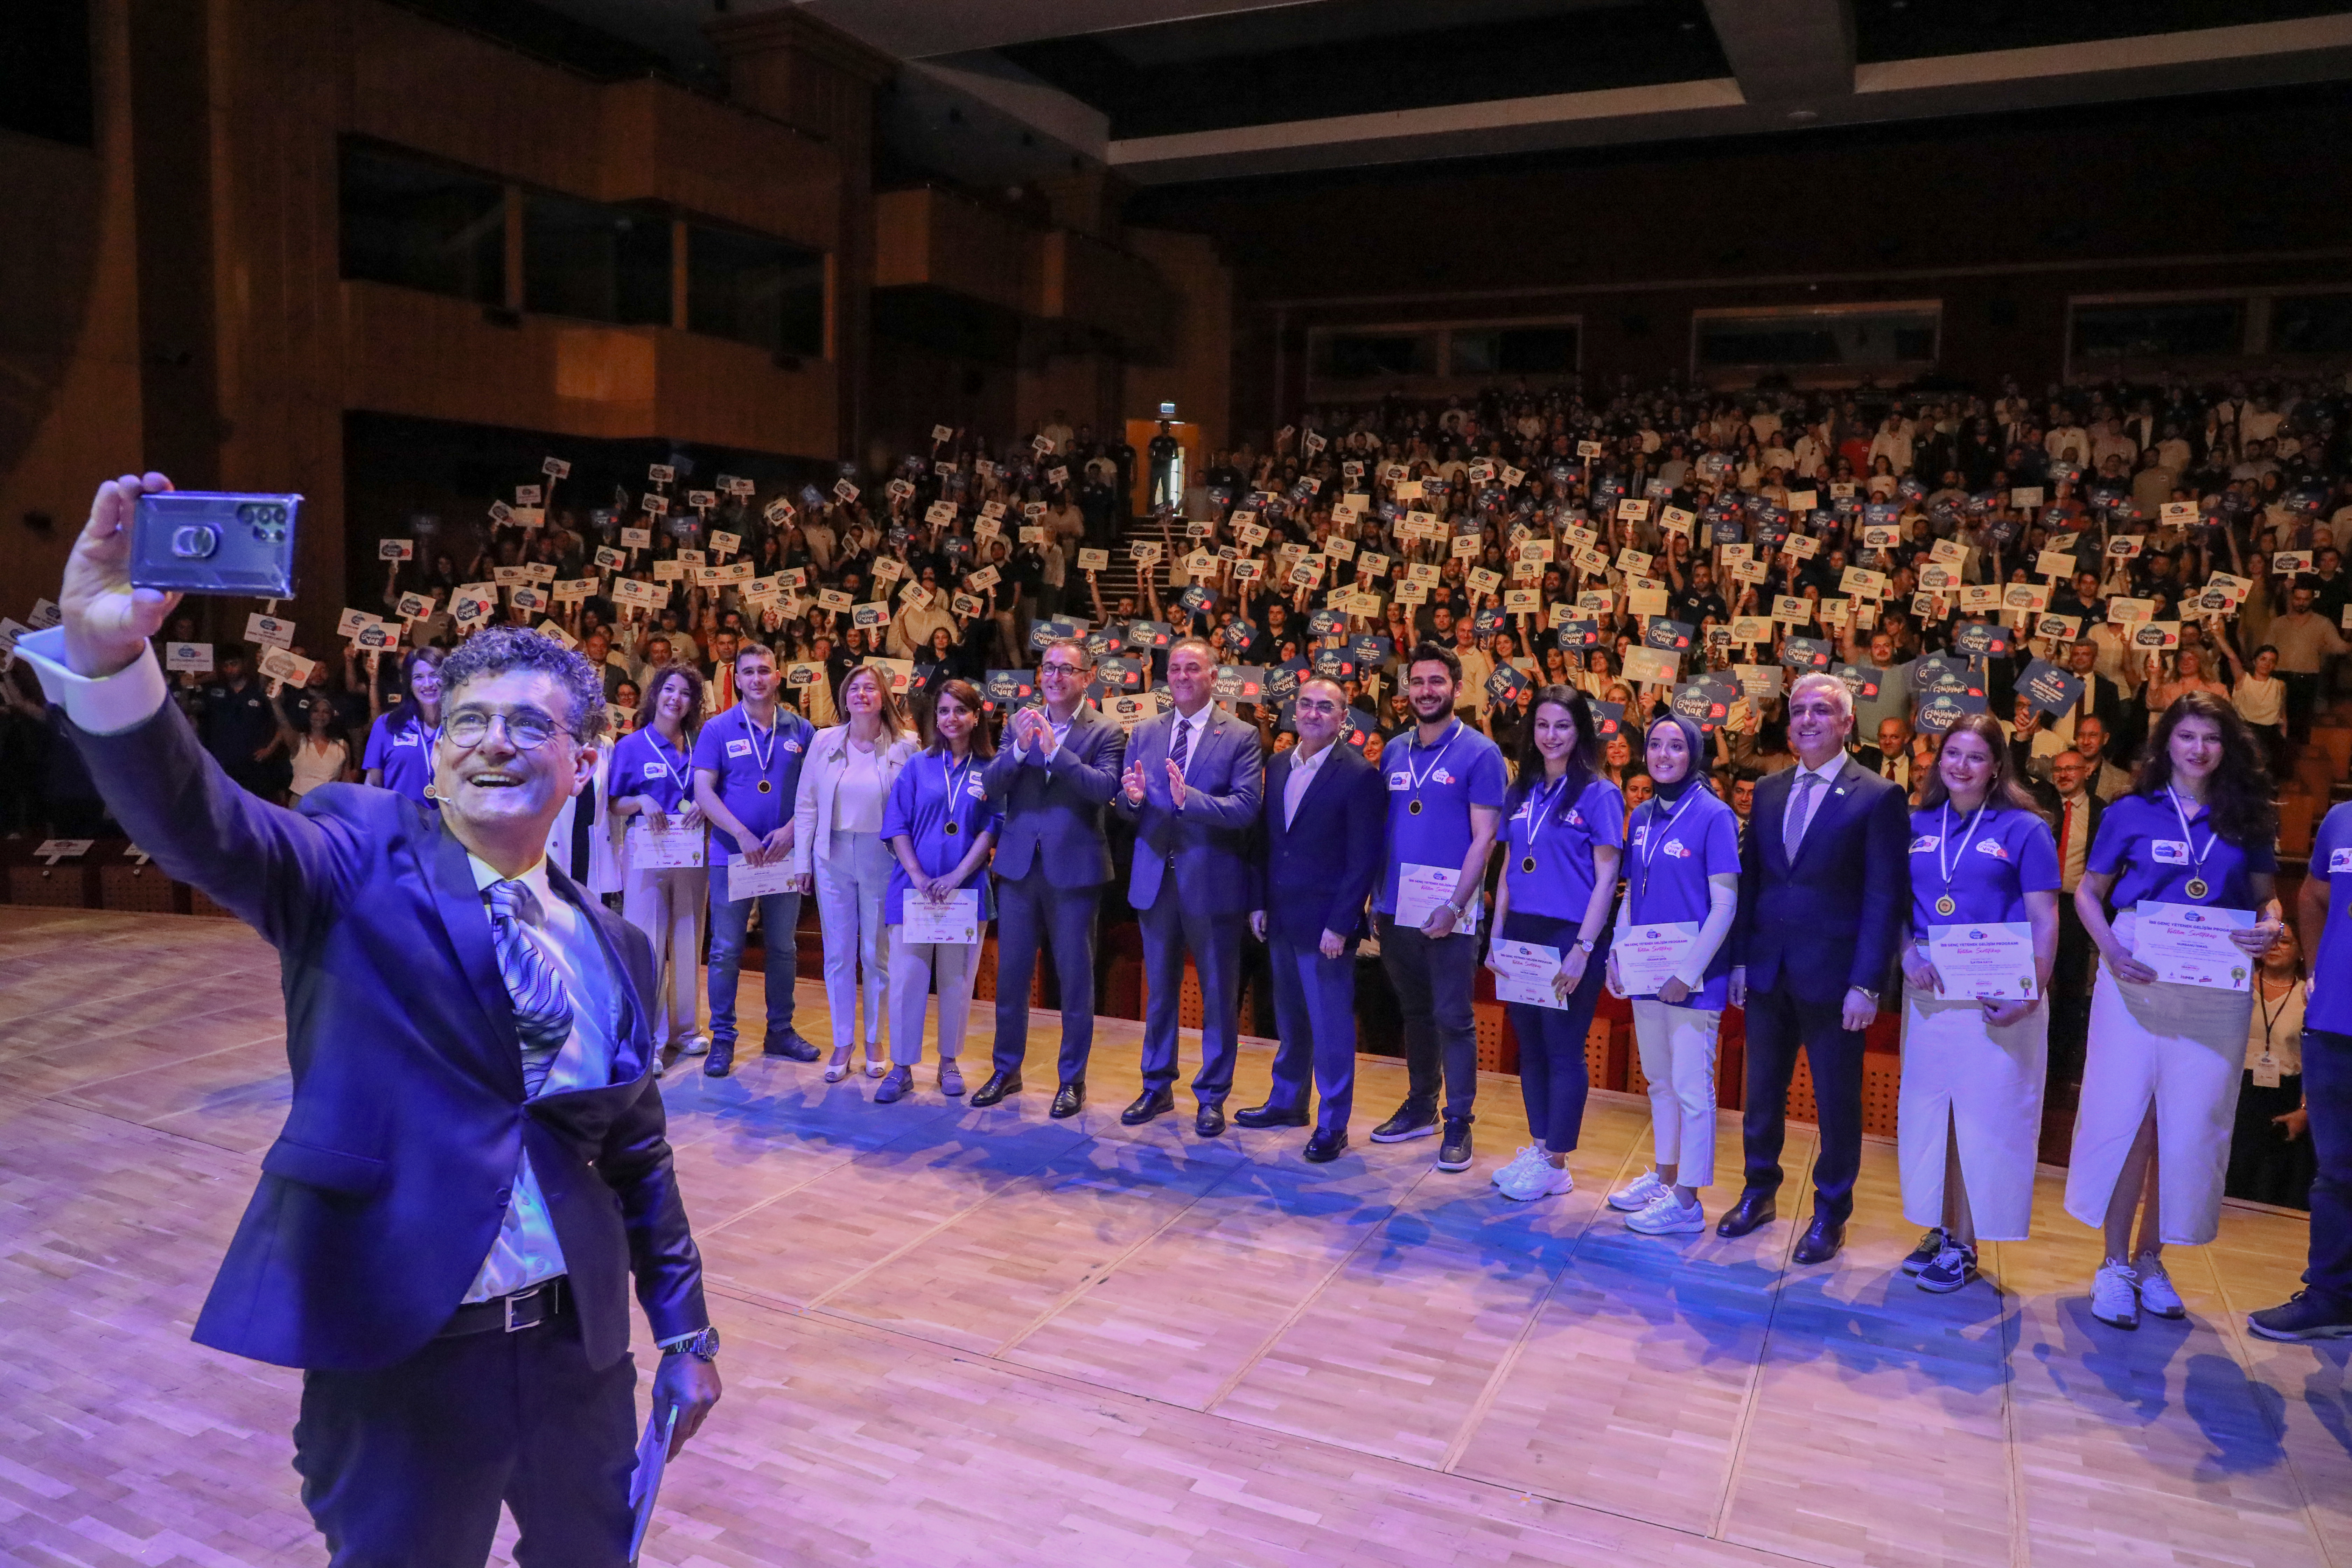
[
  {"xmin": 1898, "ymin": 985, "xmax": 2049, "ymax": 1240},
  {"xmin": 2062, "ymin": 921, "xmax": 2253, "ymax": 1247}
]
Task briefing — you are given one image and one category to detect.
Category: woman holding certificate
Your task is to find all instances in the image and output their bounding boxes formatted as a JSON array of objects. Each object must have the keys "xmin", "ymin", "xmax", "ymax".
[
  {"xmin": 877, "ymin": 679, "xmax": 1001, "ymax": 1103},
  {"xmin": 2067, "ymin": 692, "xmax": 2284, "ymax": 1329},
  {"xmin": 794, "ymin": 665, "xmax": 919, "ymax": 1082},
  {"xmin": 1604, "ymin": 714, "xmax": 1741, "ymax": 1234},
  {"xmin": 1488, "ymin": 686, "xmax": 1623, "ymax": 1203},
  {"xmin": 1893, "ymin": 714, "xmax": 2061, "ymax": 1293},
  {"xmin": 608, "ymin": 665, "xmax": 710, "ymax": 1066}
]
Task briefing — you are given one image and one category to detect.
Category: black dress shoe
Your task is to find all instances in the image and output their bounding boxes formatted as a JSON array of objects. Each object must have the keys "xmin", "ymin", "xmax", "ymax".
[
  {"xmin": 1120, "ymin": 1085, "xmax": 1174, "ymax": 1125},
  {"xmin": 1050, "ymin": 1080, "xmax": 1086, "ymax": 1119},
  {"xmin": 969, "ymin": 1070, "xmax": 1021, "ymax": 1106},
  {"xmin": 702, "ymin": 1040, "xmax": 736, "ymax": 1078},
  {"xmin": 1302, "ymin": 1128, "xmax": 1348, "ymax": 1163},
  {"xmin": 1792, "ymin": 1215, "xmax": 1846, "ymax": 1265},
  {"xmin": 1195, "ymin": 1103, "xmax": 1226, "ymax": 1138},
  {"xmin": 1233, "ymin": 1103, "xmax": 1309, "ymax": 1129},
  {"xmin": 762, "ymin": 1028, "xmax": 820, "ymax": 1062},
  {"xmin": 1715, "ymin": 1190, "xmax": 1777, "ymax": 1238}
]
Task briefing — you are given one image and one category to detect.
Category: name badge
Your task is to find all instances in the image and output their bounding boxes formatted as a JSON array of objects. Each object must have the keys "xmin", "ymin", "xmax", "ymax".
[
  {"xmin": 1909, "ymin": 834, "xmax": 1940, "ymax": 854},
  {"xmin": 2151, "ymin": 839, "xmax": 2190, "ymax": 864},
  {"xmin": 1387, "ymin": 772, "xmax": 1412, "ymax": 791},
  {"xmin": 726, "ymin": 739, "xmax": 752, "ymax": 758},
  {"xmin": 644, "ymin": 761, "xmax": 668, "ymax": 777},
  {"xmin": 2331, "ymin": 847, "xmax": 2352, "ymax": 874}
]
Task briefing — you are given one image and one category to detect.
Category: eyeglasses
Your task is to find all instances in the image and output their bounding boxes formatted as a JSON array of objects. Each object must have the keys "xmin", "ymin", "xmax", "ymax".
[
  {"xmin": 444, "ymin": 710, "xmax": 572, "ymax": 750},
  {"xmin": 1039, "ymin": 662, "xmax": 1085, "ymax": 677}
]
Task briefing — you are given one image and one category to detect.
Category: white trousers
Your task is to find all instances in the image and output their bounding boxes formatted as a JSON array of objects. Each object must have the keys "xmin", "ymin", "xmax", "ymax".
[
  {"xmin": 1898, "ymin": 986, "xmax": 2048, "ymax": 1241},
  {"xmin": 2064, "ymin": 956, "xmax": 2251, "ymax": 1247},
  {"xmin": 887, "ymin": 925, "xmax": 980, "ymax": 1067},
  {"xmin": 1631, "ymin": 999, "xmax": 1721, "ymax": 1188},
  {"xmin": 814, "ymin": 830, "xmax": 892, "ymax": 1052},
  {"xmin": 622, "ymin": 865, "xmax": 707, "ymax": 1047}
]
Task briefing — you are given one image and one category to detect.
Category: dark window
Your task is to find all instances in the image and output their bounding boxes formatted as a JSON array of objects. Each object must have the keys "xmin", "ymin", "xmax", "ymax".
[
  {"xmin": 339, "ymin": 144, "xmax": 506, "ymax": 304},
  {"xmin": 687, "ymin": 225, "xmax": 825, "ymax": 357},
  {"xmin": 1452, "ymin": 326, "xmax": 1578, "ymax": 377},
  {"xmin": 2070, "ymin": 300, "xmax": 2243, "ymax": 362},
  {"xmin": 1320, "ymin": 333, "xmax": 1436, "ymax": 380},
  {"xmin": 2270, "ymin": 294, "xmax": 2352, "ymax": 356},
  {"xmin": 524, "ymin": 195, "xmax": 671, "ymax": 326},
  {"xmin": 1697, "ymin": 309, "xmax": 1938, "ymax": 368},
  {"xmin": 0, "ymin": 1, "xmax": 93, "ymax": 146}
]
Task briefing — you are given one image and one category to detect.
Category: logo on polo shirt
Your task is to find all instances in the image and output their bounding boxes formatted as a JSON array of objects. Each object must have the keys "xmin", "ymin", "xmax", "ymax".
[
  {"xmin": 783, "ymin": 738, "xmax": 803, "ymax": 752},
  {"xmin": 1909, "ymin": 834, "xmax": 1939, "ymax": 853},
  {"xmin": 1975, "ymin": 840, "xmax": 2009, "ymax": 860},
  {"xmin": 1662, "ymin": 839, "xmax": 1691, "ymax": 858}
]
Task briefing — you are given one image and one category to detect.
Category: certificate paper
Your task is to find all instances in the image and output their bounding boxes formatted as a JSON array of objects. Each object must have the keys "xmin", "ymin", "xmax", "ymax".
[
  {"xmin": 1615, "ymin": 921, "xmax": 1699, "ymax": 996},
  {"xmin": 1396, "ymin": 862, "xmax": 1480, "ymax": 934},
  {"xmin": 1925, "ymin": 922, "xmax": 2038, "ymax": 1001},
  {"xmin": 2132, "ymin": 902, "xmax": 2254, "ymax": 990},
  {"xmin": 626, "ymin": 819, "xmax": 706, "ymax": 870},
  {"xmin": 1490, "ymin": 940, "xmax": 1565, "ymax": 1009},
  {"xmin": 903, "ymin": 887, "xmax": 981, "ymax": 945},
  {"xmin": 726, "ymin": 854, "xmax": 799, "ymax": 900}
]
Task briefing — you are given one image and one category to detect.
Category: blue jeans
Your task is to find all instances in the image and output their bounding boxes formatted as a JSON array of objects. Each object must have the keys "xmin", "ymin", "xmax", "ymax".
[
  {"xmin": 2303, "ymin": 1028, "xmax": 2352, "ymax": 1311},
  {"xmin": 707, "ymin": 884, "xmax": 800, "ymax": 1044}
]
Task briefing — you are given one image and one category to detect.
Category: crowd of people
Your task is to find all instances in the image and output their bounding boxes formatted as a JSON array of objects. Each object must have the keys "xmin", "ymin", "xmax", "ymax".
[{"xmin": 7, "ymin": 369, "xmax": 2351, "ymax": 1350}]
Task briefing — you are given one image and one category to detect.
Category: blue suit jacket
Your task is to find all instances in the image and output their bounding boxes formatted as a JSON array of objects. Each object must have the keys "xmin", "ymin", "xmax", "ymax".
[
  {"xmin": 1113, "ymin": 705, "xmax": 1263, "ymax": 914},
  {"xmin": 1256, "ymin": 741, "xmax": 1386, "ymax": 948},
  {"xmin": 982, "ymin": 703, "xmax": 1126, "ymax": 888},
  {"xmin": 69, "ymin": 702, "xmax": 707, "ymax": 1372},
  {"xmin": 1732, "ymin": 755, "xmax": 1910, "ymax": 1005}
]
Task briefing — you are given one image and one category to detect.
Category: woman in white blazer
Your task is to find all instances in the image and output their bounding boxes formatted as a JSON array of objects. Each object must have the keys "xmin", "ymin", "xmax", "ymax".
[{"xmin": 794, "ymin": 665, "xmax": 918, "ymax": 1080}]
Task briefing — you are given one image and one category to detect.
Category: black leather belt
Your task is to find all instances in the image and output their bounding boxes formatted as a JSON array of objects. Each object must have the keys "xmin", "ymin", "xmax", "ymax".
[{"xmin": 438, "ymin": 1277, "xmax": 569, "ymax": 1337}]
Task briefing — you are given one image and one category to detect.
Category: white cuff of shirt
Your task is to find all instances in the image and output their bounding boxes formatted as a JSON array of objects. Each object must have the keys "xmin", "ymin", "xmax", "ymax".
[{"xmin": 15, "ymin": 627, "xmax": 170, "ymax": 736}]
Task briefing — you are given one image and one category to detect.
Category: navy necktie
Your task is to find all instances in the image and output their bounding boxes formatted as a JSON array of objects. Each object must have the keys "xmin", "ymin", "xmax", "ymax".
[
  {"xmin": 485, "ymin": 880, "xmax": 573, "ymax": 1096},
  {"xmin": 1170, "ymin": 715, "xmax": 1192, "ymax": 774}
]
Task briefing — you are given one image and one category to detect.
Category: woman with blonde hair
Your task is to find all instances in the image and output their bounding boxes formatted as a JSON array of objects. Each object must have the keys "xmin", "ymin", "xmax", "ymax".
[{"xmin": 793, "ymin": 664, "xmax": 919, "ymax": 1080}]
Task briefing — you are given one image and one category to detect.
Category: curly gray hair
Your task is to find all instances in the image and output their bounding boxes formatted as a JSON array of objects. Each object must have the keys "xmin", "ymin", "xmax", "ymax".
[{"xmin": 438, "ymin": 626, "xmax": 609, "ymax": 742}]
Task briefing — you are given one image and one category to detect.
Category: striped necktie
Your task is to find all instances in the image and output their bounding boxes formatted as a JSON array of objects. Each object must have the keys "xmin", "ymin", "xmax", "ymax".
[
  {"xmin": 485, "ymin": 879, "xmax": 573, "ymax": 1096},
  {"xmin": 1170, "ymin": 713, "xmax": 1192, "ymax": 774}
]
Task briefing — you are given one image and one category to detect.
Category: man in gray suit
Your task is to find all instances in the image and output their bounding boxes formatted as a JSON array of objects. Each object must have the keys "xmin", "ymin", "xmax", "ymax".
[
  {"xmin": 1113, "ymin": 638, "xmax": 1265, "ymax": 1136},
  {"xmin": 974, "ymin": 638, "xmax": 1127, "ymax": 1118}
]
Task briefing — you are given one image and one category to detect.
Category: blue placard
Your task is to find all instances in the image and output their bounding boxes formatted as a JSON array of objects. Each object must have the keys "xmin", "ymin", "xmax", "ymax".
[
  {"xmin": 1127, "ymin": 618, "xmax": 1174, "ymax": 649},
  {"xmin": 1644, "ymin": 618, "xmax": 1696, "ymax": 652},
  {"xmin": 2016, "ymin": 658, "xmax": 2084, "ymax": 718},
  {"xmin": 1213, "ymin": 665, "xmax": 1267, "ymax": 703},
  {"xmin": 1910, "ymin": 653, "xmax": 1983, "ymax": 699},
  {"xmin": 1780, "ymin": 636, "xmax": 1834, "ymax": 671},
  {"xmin": 1096, "ymin": 655, "xmax": 1144, "ymax": 691},
  {"xmin": 1309, "ymin": 608, "xmax": 1346, "ymax": 637},
  {"xmin": 983, "ymin": 668, "xmax": 1034, "ymax": 707},
  {"xmin": 1590, "ymin": 699, "xmax": 1626, "ymax": 738},
  {"xmin": 1312, "ymin": 647, "xmax": 1358, "ymax": 680},
  {"xmin": 1177, "ymin": 585, "xmax": 1212, "ymax": 615},
  {"xmin": 1027, "ymin": 617, "xmax": 1078, "ymax": 652},
  {"xmin": 1914, "ymin": 690, "xmax": 1989, "ymax": 733},
  {"xmin": 1553, "ymin": 618, "xmax": 1602, "ymax": 651},
  {"xmin": 1267, "ymin": 659, "xmax": 1307, "ymax": 702},
  {"xmin": 1486, "ymin": 664, "xmax": 1531, "ymax": 705},
  {"xmin": 1951, "ymin": 621, "xmax": 2012, "ymax": 660},
  {"xmin": 1832, "ymin": 663, "xmax": 1884, "ymax": 702},
  {"xmin": 1670, "ymin": 675, "xmax": 1735, "ymax": 732},
  {"xmin": 1349, "ymin": 633, "xmax": 1393, "ymax": 665},
  {"xmin": 1474, "ymin": 606, "xmax": 1505, "ymax": 636},
  {"xmin": 1217, "ymin": 618, "xmax": 1254, "ymax": 654}
]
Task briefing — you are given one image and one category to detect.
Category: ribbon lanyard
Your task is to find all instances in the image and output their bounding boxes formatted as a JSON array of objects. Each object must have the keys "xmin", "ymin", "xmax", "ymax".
[
  {"xmin": 2256, "ymin": 979, "xmax": 2293, "ymax": 1056},
  {"xmin": 1932, "ymin": 799, "xmax": 1988, "ymax": 917},
  {"xmin": 748, "ymin": 714, "xmax": 778, "ymax": 793},
  {"xmin": 2166, "ymin": 786, "xmax": 2216, "ymax": 899},
  {"xmin": 1636, "ymin": 790, "xmax": 1690, "ymax": 903},
  {"xmin": 940, "ymin": 751, "xmax": 972, "ymax": 836},
  {"xmin": 1518, "ymin": 774, "xmax": 1568, "ymax": 874},
  {"xmin": 1403, "ymin": 720, "xmax": 1461, "ymax": 817},
  {"xmin": 650, "ymin": 733, "xmax": 691, "ymax": 792}
]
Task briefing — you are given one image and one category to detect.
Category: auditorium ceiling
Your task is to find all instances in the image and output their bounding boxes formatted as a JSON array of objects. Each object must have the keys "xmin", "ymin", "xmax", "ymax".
[{"xmin": 522, "ymin": 0, "xmax": 2352, "ymax": 186}]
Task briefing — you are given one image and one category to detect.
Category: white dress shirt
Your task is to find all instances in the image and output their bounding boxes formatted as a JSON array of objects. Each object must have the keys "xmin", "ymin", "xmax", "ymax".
[
  {"xmin": 1283, "ymin": 738, "xmax": 1335, "ymax": 829},
  {"xmin": 2054, "ymin": 790, "xmax": 2092, "ymax": 893},
  {"xmin": 1167, "ymin": 703, "xmax": 1210, "ymax": 782},
  {"xmin": 1782, "ymin": 753, "xmax": 1845, "ymax": 850}
]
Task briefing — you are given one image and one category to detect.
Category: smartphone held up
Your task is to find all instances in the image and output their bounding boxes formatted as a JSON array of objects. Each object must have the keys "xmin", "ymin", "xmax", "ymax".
[{"xmin": 129, "ymin": 491, "xmax": 302, "ymax": 597}]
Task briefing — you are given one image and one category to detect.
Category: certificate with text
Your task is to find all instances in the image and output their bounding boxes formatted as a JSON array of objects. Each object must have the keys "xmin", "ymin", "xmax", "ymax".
[
  {"xmin": 2132, "ymin": 902, "xmax": 2254, "ymax": 990},
  {"xmin": 903, "ymin": 887, "xmax": 981, "ymax": 945},
  {"xmin": 1396, "ymin": 863, "xmax": 1481, "ymax": 934},
  {"xmin": 1925, "ymin": 922, "xmax": 2038, "ymax": 1001},
  {"xmin": 1615, "ymin": 921, "xmax": 1699, "ymax": 996},
  {"xmin": 1490, "ymin": 939, "xmax": 1564, "ymax": 1009},
  {"xmin": 626, "ymin": 818, "xmax": 706, "ymax": 870},
  {"xmin": 726, "ymin": 855, "xmax": 799, "ymax": 901}
]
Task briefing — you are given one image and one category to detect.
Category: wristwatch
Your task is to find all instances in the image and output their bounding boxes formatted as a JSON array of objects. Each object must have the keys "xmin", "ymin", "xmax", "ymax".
[
  {"xmin": 1851, "ymin": 987, "xmax": 1879, "ymax": 1007},
  {"xmin": 662, "ymin": 1325, "xmax": 721, "ymax": 1361},
  {"xmin": 1574, "ymin": 938, "xmax": 1597, "ymax": 954}
]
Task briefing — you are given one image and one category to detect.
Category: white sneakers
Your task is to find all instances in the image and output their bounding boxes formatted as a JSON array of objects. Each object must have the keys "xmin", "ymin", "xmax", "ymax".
[
  {"xmin": 1626, "ymin": 1192, "xmax": 1706, "ymax": 1234},
  {"xmin": 2092, "ymin": 1261, "xmax": 2141, "ymax": 1329},
  {"xmin": 1497, "ymin": 1157, "xmax": 1574, "ymax": 1203},
  {"xmin": 2134, "ymin": 1252, "xmax": 2186, "ymax": 1319},
  {"xmin": 1609, "ymin": 1169, "xmax": 1668, "ymax": 1212},
  {"xmin": 1493, "ymin": 1144, "xmax": 1549, "ymax": 1189}
]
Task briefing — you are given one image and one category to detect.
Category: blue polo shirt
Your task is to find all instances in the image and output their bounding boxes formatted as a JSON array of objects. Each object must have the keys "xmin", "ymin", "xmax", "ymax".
[
  {"xmin": 2088, "ymin": 790, "xmax": 2275, "ymax": 914},
  {"xmin": 1624, "ymin": 786, "xmax": 1741, "ymax": 1009},
  {"xmin": 609, "ymin": 727, "xmax": 695, "ymax": 814},
  {"xmin": 1375, "ymin": 719, "xmax": 1509, "ymax": 915},
  {"xmin": 2306, "ymin": 802, "xmax": 2352, "ymax": 1035},
  {"xmin": 880, "ymin": 748, "xmax": 1002, "ymax": 925},
  {"xmin": 692, "ymin": 704, "xmax": 812, "ymax": 856},
  {"xmin": 1906, "ymin": 803, "xmax": 2059, "ymax": 939},
  {"xmin": 1502, "ymin": 774, "xmax": 1625, "ymax": 922},
  {"xmin": 362, "ymin": 709, "xmax": 437, "ymax": 809}
]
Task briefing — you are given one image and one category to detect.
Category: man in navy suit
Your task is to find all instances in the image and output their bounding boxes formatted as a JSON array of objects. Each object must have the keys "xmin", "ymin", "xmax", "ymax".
[
  {"xmin": 25, "ymin": 474, "xmax": 719, "ymax": 1567},
  {"xmin": 1723, "ymin": 671, "xmax": 1910, "ymax": 1264},
  {"xmin": 1112, "ymin": 638, "xmax": 1264, "ymax": 1136},
  {"xmin": 974, "ymin": 637, "xmax": 1127, "ymax": 1117},
  {"xmin": 1239, "ymin": 678, "xmax": 1386, "ymax": 1160}
]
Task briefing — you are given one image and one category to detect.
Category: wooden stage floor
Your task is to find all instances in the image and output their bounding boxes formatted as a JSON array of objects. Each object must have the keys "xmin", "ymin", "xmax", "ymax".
[{"xmin": 2, "ymin": 905, "xmax": 2348, "ymax": 1568}]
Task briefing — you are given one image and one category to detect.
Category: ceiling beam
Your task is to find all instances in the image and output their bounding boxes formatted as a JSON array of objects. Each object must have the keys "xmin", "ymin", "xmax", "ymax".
[
  {"xmin": 796, "ymin": 0, "xmax": 1317, "ymax": 62},
  {"xmin": 1700, "ymin": 0, "xmax": 1853, "ymax": 106}
]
